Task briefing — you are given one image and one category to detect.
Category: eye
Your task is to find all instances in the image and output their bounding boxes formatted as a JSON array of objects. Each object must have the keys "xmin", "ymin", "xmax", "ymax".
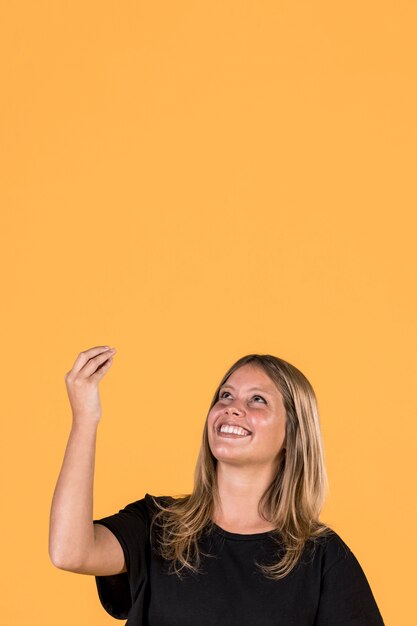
[
  {"xmin": 219, "ymin": 391, "xmax": 266, "ymax": 404},
  {"xmin": 253, "ymin": 395, "xmax": 267, "ymax": 403}
]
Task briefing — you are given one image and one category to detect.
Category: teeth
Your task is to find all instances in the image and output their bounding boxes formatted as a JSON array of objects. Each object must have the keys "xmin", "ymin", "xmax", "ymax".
[{"xmin": 219, "ymin": 424, "xmax": 250, "ymax": 436}]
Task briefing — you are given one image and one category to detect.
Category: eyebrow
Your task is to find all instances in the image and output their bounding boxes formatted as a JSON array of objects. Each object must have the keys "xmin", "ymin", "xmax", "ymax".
[{"xmin": 219, "ymin": 383, "xmax": 274, "ymax": 396}]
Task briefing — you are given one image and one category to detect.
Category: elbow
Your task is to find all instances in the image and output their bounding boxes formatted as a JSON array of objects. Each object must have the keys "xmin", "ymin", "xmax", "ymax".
[
  {"xmin": 49, "ymin": 550, "xmax": 67, "ymax": 570},
  {"xmin": 49, "ymin": 548, "xmax": 79, "ymax": 572}
]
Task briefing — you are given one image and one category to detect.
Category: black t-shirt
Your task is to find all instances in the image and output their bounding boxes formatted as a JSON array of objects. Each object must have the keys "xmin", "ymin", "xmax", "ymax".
[{"xmin": 93, "ymin": 493, "xmax": 385, "ymax": 625}]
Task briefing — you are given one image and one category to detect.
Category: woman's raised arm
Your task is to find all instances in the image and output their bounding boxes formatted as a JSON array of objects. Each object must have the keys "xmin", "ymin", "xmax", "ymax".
[{"xmin": 48, "ymin": 346, "xmax": 119, "ymax": 572}]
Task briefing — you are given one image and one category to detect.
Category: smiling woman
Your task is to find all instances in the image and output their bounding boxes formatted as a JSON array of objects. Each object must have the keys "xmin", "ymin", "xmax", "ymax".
[
  {"xmin": 50, "ymin": 348, "xmax": 385, "ymax": 626},
  {"xmin": 151, "ymin": 354, "xmax": 327, "ymax": 581}
]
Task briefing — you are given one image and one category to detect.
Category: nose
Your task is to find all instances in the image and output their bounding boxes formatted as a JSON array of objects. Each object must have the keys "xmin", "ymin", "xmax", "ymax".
[{"xmin": 224, "ymin": 402, "xmax": 245, "ymax": 416}]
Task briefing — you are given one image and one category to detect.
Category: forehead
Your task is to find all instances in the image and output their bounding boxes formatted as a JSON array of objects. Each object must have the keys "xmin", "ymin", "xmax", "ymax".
[{"xmin": 220, "ymin": 364, "xmax": 279, "ymax": 395}]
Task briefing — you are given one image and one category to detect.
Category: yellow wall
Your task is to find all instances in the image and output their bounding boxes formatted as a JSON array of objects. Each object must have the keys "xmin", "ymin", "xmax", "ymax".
[{"xmin": 1, "ymin": 2, "xmax": 415, "ymax": 624}]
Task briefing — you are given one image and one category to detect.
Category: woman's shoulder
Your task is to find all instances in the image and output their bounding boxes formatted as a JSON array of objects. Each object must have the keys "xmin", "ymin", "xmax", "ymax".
[
  {"xmin": 305, "ymin": 528, "xmax": 385, "ymax": 622},
  {"xmin": 304, "ymin": 526, "xmax": 354, "ymax": 573},
  {"xmin": 143, "ymin": 492, "xmax": 178, "ymax": 514},
  {"xmin": 101, "ymin": 493, "xmax": 176, "ymax": 523}
]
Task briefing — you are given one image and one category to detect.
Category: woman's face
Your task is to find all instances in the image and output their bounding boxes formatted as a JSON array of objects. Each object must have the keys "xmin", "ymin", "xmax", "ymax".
[{"xmin": 207, "ymin": 363, "xmax": 287, "ymax": 471}]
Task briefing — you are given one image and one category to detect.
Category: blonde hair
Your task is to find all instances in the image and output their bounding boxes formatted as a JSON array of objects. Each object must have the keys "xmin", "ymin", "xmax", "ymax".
[{"xmin": 149, "ymin": 354, "xmax": 333, "ymax": 580}]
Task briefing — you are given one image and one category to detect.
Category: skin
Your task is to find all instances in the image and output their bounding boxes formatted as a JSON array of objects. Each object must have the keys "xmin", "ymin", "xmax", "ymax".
[{"xmin": 207, "ymin": 363, "xmax": 287, "ymax": 533}]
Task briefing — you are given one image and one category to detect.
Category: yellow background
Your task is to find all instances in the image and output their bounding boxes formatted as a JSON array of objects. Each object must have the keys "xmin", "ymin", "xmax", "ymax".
[{"xmin": 1, "ymin": 1, "xmax": 415, "ymax": 624}]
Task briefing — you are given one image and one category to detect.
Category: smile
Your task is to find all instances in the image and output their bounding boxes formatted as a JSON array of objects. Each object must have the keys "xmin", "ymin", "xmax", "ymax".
[{"xmin": 217, "ymin": 424, "xmax": 251, "ymax": 438}]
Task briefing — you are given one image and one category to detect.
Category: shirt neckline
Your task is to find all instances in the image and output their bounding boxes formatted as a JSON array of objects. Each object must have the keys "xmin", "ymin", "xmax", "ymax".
[{"xmin": 211, "ymin": 521, "xmax": 276, "ymax": 541}]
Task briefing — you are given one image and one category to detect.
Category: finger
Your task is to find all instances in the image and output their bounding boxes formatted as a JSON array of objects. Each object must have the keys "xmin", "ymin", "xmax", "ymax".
[
  {"xmin": 90, "ymin": 355, "xmax": 114, "ymax": 382},
  {"xmin": 81, "ymin": 349, "xmax": 116, "ymax": 378},
  {"xmin": 70, "ymin": 346, "xmax": 112, "ymax": 376}
]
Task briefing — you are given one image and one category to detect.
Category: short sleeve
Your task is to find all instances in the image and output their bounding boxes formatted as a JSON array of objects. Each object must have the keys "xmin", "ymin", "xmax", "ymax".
[
  {"xmin": 314, "ymin": 539, "xmax": 385, "ymax": 625},
  {"xmin": 92, "ymin": 494, "xmax": 151, "ymax": 620}
]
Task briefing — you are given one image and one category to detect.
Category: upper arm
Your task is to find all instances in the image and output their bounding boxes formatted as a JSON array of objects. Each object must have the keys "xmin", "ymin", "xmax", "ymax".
[
  {"xmin": 314, "ymin": 550, "xmax": 385, "ymax": 625},
  {"xmin": 58, "ymin": 523, "xmax": 127, "ymax": 575},
  {"xmin": 56, "ymin": 495, "xmax": 152, "ymax": 580}
]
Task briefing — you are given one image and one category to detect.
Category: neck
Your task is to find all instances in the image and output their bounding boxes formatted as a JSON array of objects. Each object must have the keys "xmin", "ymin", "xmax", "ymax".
[{"xmin": 212, "ymin": 461, "xmax": 277, "ymax": 528}]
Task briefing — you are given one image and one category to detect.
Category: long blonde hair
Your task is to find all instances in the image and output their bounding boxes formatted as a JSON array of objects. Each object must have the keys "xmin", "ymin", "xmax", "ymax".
[{"xmin": 149, "ymin": 353, "xmax": 333, "ymax": 580}]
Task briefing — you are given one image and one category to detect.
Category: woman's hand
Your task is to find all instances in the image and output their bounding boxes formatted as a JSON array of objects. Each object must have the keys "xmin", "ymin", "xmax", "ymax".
[{"xmin": 64, "ymin": 346, "xmax": 117, "ymax": 424}]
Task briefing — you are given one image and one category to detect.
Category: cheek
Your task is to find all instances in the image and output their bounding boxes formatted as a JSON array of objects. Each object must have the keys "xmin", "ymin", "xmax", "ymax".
[
  {"xmin": 259, "ymin": 417, "xmax": 285, "ymax": 440},
  {"xmin": 208, "ymin": 405, "xmax": 222, "ymax": 421},
  {"xmin": 270, "ymin": 419, "xmax": 286, "ymax": 445},
  {"xmin": 206, "ymin": 411, "xmax": 217, "ymax": 431}
]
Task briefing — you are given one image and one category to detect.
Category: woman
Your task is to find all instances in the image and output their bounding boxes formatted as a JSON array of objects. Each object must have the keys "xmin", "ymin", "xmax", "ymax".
[{"xmin": 49, "ymin": 346, "xmax": 385, "ymax": 625}]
